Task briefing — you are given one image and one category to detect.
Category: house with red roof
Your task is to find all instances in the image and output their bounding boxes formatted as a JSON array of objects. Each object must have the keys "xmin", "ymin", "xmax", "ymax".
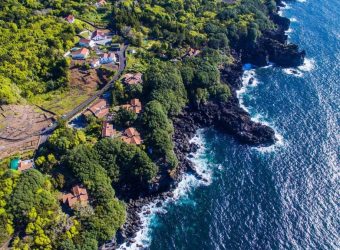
[
  {"xmin": 71, "ymin": 48, "xmax": 89, "ymax": 59},
  {"xmin": 120, "ymin": 98, "xmax": 142, "ymax": 114},
  {"xmin": 62, "ymin": 185, "xmax": 89, "ymax": 209},
  {"xmin": 18, "ymin": 159, "xmax": 34, "ymax": 172},
  {"xmin": 102, "ymin": 121, "xmax": 117, "ymax": 138},
  {"xmin": 91, "ymin": 30, "xmax": 106, "ymax": 41},
  {"xmin": 84, "ymin": 98, "xmax": 109, "ymax": 119},
  {"xmin": 123, "ymin": 72, "xmax": 143, "ymax": 85},
  {"xmin": 121, "ymin": 127, "xmax": 142, "ymax": 145}
]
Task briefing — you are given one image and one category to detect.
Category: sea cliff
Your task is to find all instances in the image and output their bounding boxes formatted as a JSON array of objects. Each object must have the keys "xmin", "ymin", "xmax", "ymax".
[{"xmin": 114, "ymin": 1, "xmax": 306, "ymax": 247}]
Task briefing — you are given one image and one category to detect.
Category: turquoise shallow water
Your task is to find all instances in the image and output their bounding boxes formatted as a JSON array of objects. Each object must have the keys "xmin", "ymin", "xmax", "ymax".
[{"xmin": 122, "ymin": 0, "xmax": 340, "ymax": 249}]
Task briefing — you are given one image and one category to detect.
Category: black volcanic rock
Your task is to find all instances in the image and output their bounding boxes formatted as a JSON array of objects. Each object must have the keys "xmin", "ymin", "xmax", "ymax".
[
  {"xmin": 271, "ymin": 13, "xmax": 291, "ymax": 31},
  {"xmin": 242, "ymin": 35, "xmax": 305, "ymax": 68},
  {"xmin": 264, "ymin": 38, "xmax": 306, "ymax": 67},
  {"xmin": 173, "ymin": 100, "xmax": 276, "ymax": 147}
]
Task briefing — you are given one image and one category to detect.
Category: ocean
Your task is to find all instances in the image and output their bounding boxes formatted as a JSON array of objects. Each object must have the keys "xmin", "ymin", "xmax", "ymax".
[{"xmin": 119, "ymin": 0, "xmax": 340, "ymax": 249}]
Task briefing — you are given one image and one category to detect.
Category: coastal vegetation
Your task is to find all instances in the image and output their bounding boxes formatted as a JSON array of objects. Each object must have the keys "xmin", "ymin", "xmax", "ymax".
[{"xmin": 0, "ymin": 0, "xmax": 285, "ymax": 248}]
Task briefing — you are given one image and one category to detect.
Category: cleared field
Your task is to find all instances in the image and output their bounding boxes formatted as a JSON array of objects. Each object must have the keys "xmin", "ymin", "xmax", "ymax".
[{"xmin": 0, "ymin": 105, "xmax": 54, "ymax": 159}]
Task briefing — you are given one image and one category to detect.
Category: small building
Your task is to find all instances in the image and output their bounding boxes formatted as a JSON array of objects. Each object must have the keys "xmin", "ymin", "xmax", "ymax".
[
  {"xmin": 122, "ymin": 127, "xmax": 142, "ymax": 145},
  {"xmin": 65, "ymin": 15, "xmax": 75, "ymax": 23},
  {"xmin": 100, "ymin": 52, "xmax": 116, "ymax": 64},
  {"xmin": 128, "ymin": 49, "xmax": 137, "ymax": 54},
  {"xmin": 18, "ymin": 159, "xmax": 34, "ymax": 172},
  {"xmin": 123, "ymin": 72, "xmax": 143, "ymax": 85},
  {"xmin": 71, "ymin": 48, "xmax": 89, "ymax": 60},
  {"xmin": 91, "ymin": 30, "xmax": 106, "ymax": 41},
  {"xmin": 79, "ymin": 38, "xmax": 95, "ymax": 48},
  {"xmin": 90, "ymin": 59, "xmax": 100, "ymax": 68},
  {"xmin": 62, "ymin": 185, "xmax": 89, "ymax": 209},
  {"xmin": 121, "ymin": 98, "xmax": 142, "ymax": 114},
  {"xmin": 186, "ymin": 48, "xmax": 201, "ymax": 57},
  {"xmin": 102, "ymin": 121, "xmax": 117, "ymax": 138},
  {"xmin": 85, "ymin": 98, "xmax": 109, "ymax": 119},
  {"xmin": 95, "ymin": 0, "xmax": 107, "ymax": 8}
]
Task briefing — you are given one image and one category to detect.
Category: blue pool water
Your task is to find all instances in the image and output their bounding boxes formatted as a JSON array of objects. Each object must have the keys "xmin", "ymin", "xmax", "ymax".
[{"xmin": 121, "ymin": 0, "xmax": 340, "ymax": 249}]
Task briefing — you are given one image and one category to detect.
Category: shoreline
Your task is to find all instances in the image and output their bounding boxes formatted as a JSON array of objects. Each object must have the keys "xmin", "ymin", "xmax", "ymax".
[{"xmin": 110, "ymin": 1, "xmax": 306, "ymax": 248}]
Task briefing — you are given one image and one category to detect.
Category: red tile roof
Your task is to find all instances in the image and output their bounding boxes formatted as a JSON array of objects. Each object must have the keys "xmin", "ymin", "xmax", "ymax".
[
  {"xmin": 122, "ymin": 127, "xmax": 142, "ymax": 145},
  {"xmin": 72, "ymin": 47, "xmax": 89, "ymax": 56},
  {"xmin": 62, "ymin": 185, "xmax": 89, "ymax": 209},
  {"xmin": 120, "ymin": 99, "xmax": 142, "ymax": 114},
  {"xmin": 87, "ymin": 99, "xmax": 109, "ymax": 118},
  {"xmin": 123, "ymin": 72, "xmax": 143, "ymax": 85},
  {"xmin": 18, "ymin": 160, "xmax": 34, "ymax": 172},
  {"xmin": 102, "ymin": 121, "xmax": 117, "ymax": 137}
]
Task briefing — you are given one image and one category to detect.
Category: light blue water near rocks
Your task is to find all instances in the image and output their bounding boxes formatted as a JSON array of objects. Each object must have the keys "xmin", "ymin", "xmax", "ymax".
[{"xmin": 121, "ymin": 0, "xmax": 340, "ymax": 249}]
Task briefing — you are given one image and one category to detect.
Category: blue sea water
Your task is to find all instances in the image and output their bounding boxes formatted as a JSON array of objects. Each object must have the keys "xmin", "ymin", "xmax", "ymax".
[{"xmin": 120, "ymin": 0, "xmax": 340, "ymax": 249}]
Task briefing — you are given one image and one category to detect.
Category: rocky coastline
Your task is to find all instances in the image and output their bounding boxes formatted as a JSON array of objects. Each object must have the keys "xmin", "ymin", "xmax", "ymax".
[{"xmin": 112, "ymin": 1, "xmax": 306, "ymax": 248}]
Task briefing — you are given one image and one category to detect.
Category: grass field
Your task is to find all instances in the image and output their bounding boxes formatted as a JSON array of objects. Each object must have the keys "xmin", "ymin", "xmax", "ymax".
[{"xmin": 29, "ymin": 88, "xmax": 92, "ymax": 116}]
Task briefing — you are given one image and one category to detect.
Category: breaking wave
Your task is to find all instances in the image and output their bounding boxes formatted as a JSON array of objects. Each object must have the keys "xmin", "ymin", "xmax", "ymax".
[{"xmin": 117, "ymin": 130, "xmax": 215, "ymax": 249}]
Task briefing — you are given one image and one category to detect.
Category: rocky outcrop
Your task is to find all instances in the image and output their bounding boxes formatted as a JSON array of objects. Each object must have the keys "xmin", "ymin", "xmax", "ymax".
[
  {"xmin": 241, "ymin": 5, "xmax": 305, "ymax": 67},
  {"xmin": 242, "ymin": 32, "xmax": 305, "ymax": 68},
  {"xmin": 173, "ymin": 100, "xmax": 276, "ymax": 147}
]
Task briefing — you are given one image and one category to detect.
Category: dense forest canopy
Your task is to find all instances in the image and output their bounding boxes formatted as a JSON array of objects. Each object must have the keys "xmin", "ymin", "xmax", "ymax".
[{"xmin": 114, "ymin": 0, "xmax": 276, "ymax": 53}]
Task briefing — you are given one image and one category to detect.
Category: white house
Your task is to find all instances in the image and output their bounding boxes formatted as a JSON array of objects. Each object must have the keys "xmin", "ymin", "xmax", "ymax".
[
  {"xmin": 91, "ymin": 30, "xmax": 106, "ymax": 41},
  {"xmin": 90, "ymin": 59, "xmax": 101, "ymax": 68},
  {"xmin": 65, "ymin": 15, "xmax": 75, "ymax": 23},
  {"xmin": 100, "ymin": 52, "xmax": 116, "ymax": 64},
  {"xmin": 79, "ymin": 38, "xmax": 95, "ymax": 48},
  {"xmin": 72, "ymin": 48, "xmax": 90, "ymax": 59}
]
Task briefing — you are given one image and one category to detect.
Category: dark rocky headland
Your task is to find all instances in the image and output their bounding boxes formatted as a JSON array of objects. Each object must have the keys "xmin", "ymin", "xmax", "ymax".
[{"xmin": 113, "ymin": 1, "xmax": 305, "ymax": 248}]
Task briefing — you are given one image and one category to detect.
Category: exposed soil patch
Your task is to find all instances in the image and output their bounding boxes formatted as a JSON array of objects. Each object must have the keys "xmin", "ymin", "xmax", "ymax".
[
  {"xmin": 70, "ymin": 60, "xmax": 117, "ymax": 92},
  {"xmin": 0, "ymin": 105, "xmax": 54, "ymax": 158}
]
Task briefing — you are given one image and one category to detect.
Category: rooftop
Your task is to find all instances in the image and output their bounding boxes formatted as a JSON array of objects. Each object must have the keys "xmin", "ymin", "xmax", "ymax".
[
  {"xmin": 102, "ymin": 121, "xmax": 117, "ymax": 137},
  {"xmin": 122, "ymin": 127, "xmax": 142, "ymax": 145},
  {"xmin": 123, "ymin": 72, "xmax": 143, "ymax": 85},
  {"xmin": 18, "ymin": 159, "xmax": 34, "ymax": 171},
  {"xmin": 62, "ymin": 185, "xmax": 89, "ymax": 209},
  {"xmin": 72, "ymin": 47, "xmax": 89, "ymax": 56},
  {"xmin": 120, "ymin": 98, "xmax": 142, "ymax": 114}
]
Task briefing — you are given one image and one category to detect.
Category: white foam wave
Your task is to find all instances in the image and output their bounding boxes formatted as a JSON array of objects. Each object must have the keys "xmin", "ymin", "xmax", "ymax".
[
  {"xmin": 117, "ymin": 130, "xmax": 214, "ymax": 250},
  {"xmin": 237, "ymin": 67, "xmax": 259, "ymax": 112},
  {"xmin": 290, "ymin": 17, "xmax": 298, "ymax": 22},
  {"xmin": 278, "ymin": 2, "xmax": 291, "ymax": 16},
  {"xmin": 282, "ymin": 58, "xmax": 315, "ymax": 77},
  {"xmin": 238, "ymin": 66, "xmax": 285, "ymax": 152},
  {"xmin": 297, "ymin": 0, "xmax": 306, "ymax": 3},
  {"xmin": 255, "ymin": 122, "xmax": 285, "ymax": 153},
  {"xmin": 285, "ymin": 28, "xmax": 293, "ymax": 34},
  {"xmin": 298, "ymin": 58, "xmax": 315, "ymax": 71},
  {"xmin": 283, "ymin": 68, "xmax": 304, "ymax": 77}
]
